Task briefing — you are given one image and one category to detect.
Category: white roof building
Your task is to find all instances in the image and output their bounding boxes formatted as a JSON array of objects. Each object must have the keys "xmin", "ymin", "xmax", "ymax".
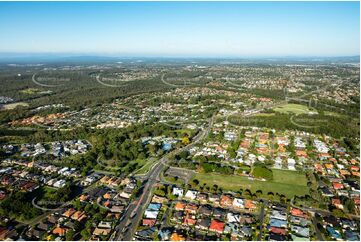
[
  {"xmin": 185, "ymin": 190, "xmax": 198, "ymax": 200},
  {"xmin": 295, "ymin": 137, "xmax": 306, "ymax": 149},
  {"xmin": 53, "ymin": 179, "xmax": 66, "ymax": 188},
  {"xmin": 227, "ymin": 212, "xmax": 240, "ymax": 223},
  {"xmin": 270, "ymin": 210, "xmax": 287, "ymax": 221},
  {"xmin": 224, "ymin": 131, "xmax": 237, "ymax": 141},
  {"xmin": 287, "ymin": 158, "xmax": 296, "ymax": 170},
  {"xmin": 274, "ymin": 157, "xmax": 282, "ymax": 169},
  {"xmin": 144, "ymin": 210, "xmax": 159, "ymax": 219},
  {"xmin": 232, "ymin": 198, "xmax": 244, "ymax": 209},
  {"xmin": 314, "ymin": 139, "xmax": 329, "ymax": 153},
  {"xmin": 172, "ymin": 187, "xmax": 184, "ymax": 197}
]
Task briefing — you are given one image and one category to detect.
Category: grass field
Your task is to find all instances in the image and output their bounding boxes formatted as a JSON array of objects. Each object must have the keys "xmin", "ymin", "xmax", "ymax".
[
  {"xmin": 97, "ymin": 159, "xmax": 120, "ymax": 172},
  {"xmin": 324, "ymin": 111, "xmax": 342, "ymax": 117},
  {"xmin": 254, "ymin": 113, "xmax": 276, "ymax": 117},
  {"xmin": 38, "ymin": 186, "xmax": 58, "ymax": 201},
  {"xmin": 134, "ymin": 159, "xmax": 157, "ymax": 175},
  {"xmin": 273, "ymin": 104, "xmax": 314, "ymax": 115},
  {"xmin": 193, "ymin": 169, "xmax": 309, "ymax": 198},
  {"xmin": 3, "ymin": 102, "xmax": 29, "ymax": 110},
  {"xmin": 20, "ymin": 88, "xmax": 40, "ymax": 94}
]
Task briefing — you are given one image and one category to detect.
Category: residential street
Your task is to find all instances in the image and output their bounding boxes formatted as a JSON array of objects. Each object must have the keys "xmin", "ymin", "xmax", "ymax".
[{"xmin": 257, "ymin": 200, "xmax": 267, "ymax": 241}]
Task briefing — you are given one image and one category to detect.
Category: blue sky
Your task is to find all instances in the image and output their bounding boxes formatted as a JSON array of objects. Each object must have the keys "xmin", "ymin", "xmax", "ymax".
[{"xmin": 0, "ymin": 1, "xmax": 359, "ymax": 57}]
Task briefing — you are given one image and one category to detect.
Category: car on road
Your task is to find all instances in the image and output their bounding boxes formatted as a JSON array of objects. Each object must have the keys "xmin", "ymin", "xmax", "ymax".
[
  {"xmin": 126, "ymin": 220, "xmax": 132, "ymax": 227},
  {"xmin": 130, "ymin": 210, "xmax": 137, "ymax": 218}
]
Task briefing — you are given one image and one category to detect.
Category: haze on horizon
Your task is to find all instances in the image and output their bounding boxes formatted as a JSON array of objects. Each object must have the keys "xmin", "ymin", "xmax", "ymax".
[{"xmin": 0, "ymin": 1, "xmax": 359, "ymax": 57}]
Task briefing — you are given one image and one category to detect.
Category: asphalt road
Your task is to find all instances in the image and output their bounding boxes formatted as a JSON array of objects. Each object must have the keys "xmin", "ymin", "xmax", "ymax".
[
  {"xmin": 114, "ymin": 115, "xmax": 214, "ymax": 241},
  {"xmin": 257, "ymin": 200, "xmax": 267, "ymax": 241},
  {"xmin": 312, "ymin": 216, "xmax": 325, "ymax": 241}
]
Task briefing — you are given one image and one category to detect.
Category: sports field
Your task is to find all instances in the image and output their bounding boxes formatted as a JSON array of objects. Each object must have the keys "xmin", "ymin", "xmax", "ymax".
[
  {"xmin": 193, "ymin": 169, "xmax": 309, "ymax": 198},
  {"xmin": 273, "ymin": 103, "xmax": 313, "ymax": 115}
]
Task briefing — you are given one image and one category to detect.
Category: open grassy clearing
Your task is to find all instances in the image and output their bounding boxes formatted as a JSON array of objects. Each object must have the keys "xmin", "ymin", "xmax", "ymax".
[
  {"xmin": 20, "ymin": 88, "xmax": 40, "ymax": 94},
  {"xmin": 95, "ymin": 159, "xmax": 149, "ymax": 174},
  {"xmin": 39, "ymin": 186, "xmax": 58, "ymax": 201},
  {"xmin": 134, "ymin": 158, "xmax": 157, "ymax": 175},
  {"xmin": 193, "ymin": 169, "xmax": 309, "ymax": 198},
  {"xmin": 163, "ymin": 175, "xmax": 185, "ymax": 187},
  {"xmin": 273, "ymin": 103, "xmax": 314, "ymax": 115},
  {"xmin": 3, "ymin": 102, "xmax": 29, "ymax": 110},
  {"xmin": 253, "ymin": 113, "xmax": 276, "ymax": 117},
  {"xmin": 324, "ymin": 111, "xmax": 343, "ymax": 117},
  {"xmin": 97, "ymin": 160, "xmax": 120, "ymax": 172}
]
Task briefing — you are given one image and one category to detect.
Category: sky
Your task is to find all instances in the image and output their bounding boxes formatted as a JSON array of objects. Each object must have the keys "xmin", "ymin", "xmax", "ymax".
[{"xmin": 0, "ymin": 1, "xmax": 359, "ymax": 57}]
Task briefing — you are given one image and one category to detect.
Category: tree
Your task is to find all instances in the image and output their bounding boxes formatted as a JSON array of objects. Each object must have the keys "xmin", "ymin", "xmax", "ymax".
[
  {"xmin": 344, "ymin": 199, "xmax": 355, "ymax": 214},
  {"xmin": 243, "ymin": 189, "xmax": 252, "ymax": 198},
  {"xmin": 81, "ymin": 229, "xmax": 91, "ymax": 240},
  {"xmin": 228, "ymin": 149, "xmax": 237, "ymax": 159},
  {"xmin": 256, "ymin": 190, "xmax": 263, "ymax": 198},
  {"xmin": 191, "ymin": 179, "xmax": 199, "ymax": 187},
  {"xmin": 0, "ymin": 191, "xmax": 41, "ymax": 220},
  {"xmin": 177, "ymin": 150, "xmax": 189, "ymax": 160},
  {"xmin": 46, "ymin": 234, "xmax": 55, "ymax": 241},
  {"xmin": 154, "ymin": 185, "xmax": 166, "ymax": 197},
  {"xmin": 73, "ymin": 199, "xmax": 82, "ymax": 211},
  {"xmin": 332, "ymin": 208, "xmax": 346, "ymax": 218},
  {"xmin": 251, "ymin": 163, "xmax": 273, "ymax": 180},
  {"xmin": 212, "ymin": 184, "xmax": 218, "ymax": 193},
  {"xmin": 280, "ymin": 194, "xmax": 286, "ymax": 204},
  {"xmin": 182, "ymin": 136, "xmax": 190, "ymax": 145},
  {"xmin": 65, "ymin": 230, "xmax": 75, "ymax": 241},
  {"xmin": 84, "ymin": 203, "xmax": 93, "ymax": 213}
]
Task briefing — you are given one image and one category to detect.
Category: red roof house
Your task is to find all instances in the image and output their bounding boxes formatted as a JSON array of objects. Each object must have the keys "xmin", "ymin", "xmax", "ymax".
[
  {"xmin": 142, "ymin": 219, "xmax": 156, "ymax": 227},
  {"xmin": 290, "ymin": 207, "xmax": 307, "ymax": 218},
  {"xmin": 332, "ymin": 199, "xmax": 344, "ymax": 209},
  {"xmin": 270, "ymin": 227, "xmax": 287, "ymax": 235},
  {"xmin": 351, "ymin": 166, "xmax": 360, "ymax": 172},
  {"xmin": 209, "ymin": 219, "xmax": 225, "ymax": 234},
  {"xmin": 220, "ymin": 195, "xmax": 233, "ymax": 207},
  {"xmin": 333, "ymin": 182, "xmax": 344, "ymax": 190},
  {"xmin": 183, "ymin": 214, "xmax": 196, "ymax": 226}
]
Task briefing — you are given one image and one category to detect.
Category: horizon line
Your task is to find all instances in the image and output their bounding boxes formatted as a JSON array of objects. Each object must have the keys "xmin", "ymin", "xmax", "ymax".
[{"xmin": 0, "ymin": 52, "xmax": 360, "ymax": 59}]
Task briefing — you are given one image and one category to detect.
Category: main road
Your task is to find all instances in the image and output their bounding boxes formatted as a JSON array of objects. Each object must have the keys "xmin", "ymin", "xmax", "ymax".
[{"xmin": 114, "ymin": 115, "xmax": 215, "ymax": 241}]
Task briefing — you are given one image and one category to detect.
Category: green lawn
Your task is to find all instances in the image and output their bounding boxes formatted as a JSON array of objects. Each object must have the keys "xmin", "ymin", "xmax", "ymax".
[
  {"xmin": 253, "ymin": 113, "xmax": 276, "ymax": 117},
  {"xmin": 134, "ymin": 159, "xmax": 157, "ymax": 175},
  {"xmin": 164, "ymin": 175, "xmax": 185, "ymax": 185},
  {"xmin": 3, "ymin": 102, "xmax": 29, "ymax": 110},
  {"xmin": 20, "ymin": 88, "xmax": 40, "ymax": 94},
  {"xmin": 324, "ymin": 111, "xmax": 342, "ymax": 117},
  {"xmin": 193, "ymin": 169, "xmax": 309, "ymax": 198},
  {"xmin": 40, "ymin": 186, "xmax": 58, "ymax": 199},
  {"xmin": 273, "ymin": 104, "xmax": 313, "ymax": 115}
]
